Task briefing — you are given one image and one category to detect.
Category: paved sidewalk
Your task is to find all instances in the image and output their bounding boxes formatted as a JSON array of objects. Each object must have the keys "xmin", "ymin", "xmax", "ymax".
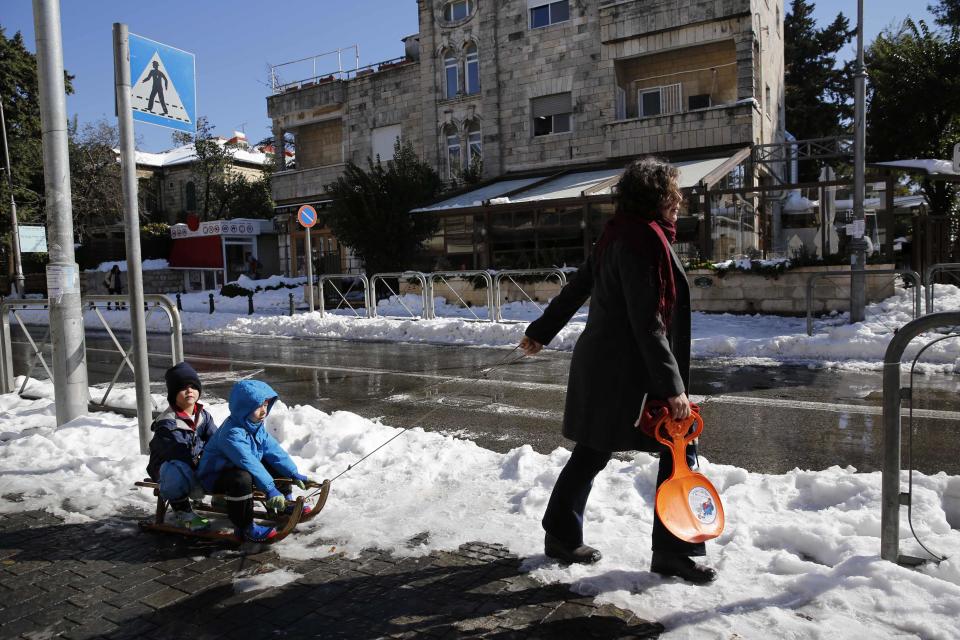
[{"xmin": 0, "ymin": 509, "xmax": 662, "ymax": 639}]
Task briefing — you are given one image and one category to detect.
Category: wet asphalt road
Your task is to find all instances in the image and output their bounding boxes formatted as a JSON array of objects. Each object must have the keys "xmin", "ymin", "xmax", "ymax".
[{"xmin": 11, "ymin": 330, "xmax": 960, "ymax": 475}]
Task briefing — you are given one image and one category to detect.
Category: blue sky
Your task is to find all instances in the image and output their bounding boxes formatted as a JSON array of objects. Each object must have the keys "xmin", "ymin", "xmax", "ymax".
[{"xmin": 3, "ymin": 0, "xmax": 936, "ymax": 152}]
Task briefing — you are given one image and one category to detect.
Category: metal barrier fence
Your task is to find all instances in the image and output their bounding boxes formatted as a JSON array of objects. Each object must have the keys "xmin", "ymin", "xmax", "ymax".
[
  {"xmin": 924, "ymin": 263, "xmax": 960, "ymax": 314},
  {"xmin": 426, "ymin": 271, "xmax": 495, "ymax": 322},
  {"xmin": 319, "ymin": 274, "xmax": 371, "ymax": 319},
  {"xmin": 492, "ymin": 269, "xmax": 568, "ymax": 323},
  {"xmin": 369, "ymin": 272, "xmax": 428, "ymax": 320},
  {"xmin": 805, "ymin": 270, "xmax": 922, "ymax": 336},
  {"xmin": 881, "ymin": 311, "xmax": 960, "ymax": 565},
  {"xmin": 0, "ymin": 295, "xmax": 183, "ymax": 412}
]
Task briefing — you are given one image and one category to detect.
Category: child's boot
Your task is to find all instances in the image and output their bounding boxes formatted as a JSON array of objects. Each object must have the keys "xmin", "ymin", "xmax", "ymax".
[
  {"xmin": 284, "ymin": 493, "xmax": 312, "ymax": 517},
  {"xmin": 241, "ymin": 522, "xmax": 277, "ymax": 543},
  {"xmin": 173, "ymin": 508, "xmax": 210, "ymax": 532}
]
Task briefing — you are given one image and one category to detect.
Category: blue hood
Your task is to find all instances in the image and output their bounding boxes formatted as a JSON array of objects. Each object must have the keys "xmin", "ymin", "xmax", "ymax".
[{"xmin": 228, "ymin": 379, "xmax": 278, "ymax": 433}]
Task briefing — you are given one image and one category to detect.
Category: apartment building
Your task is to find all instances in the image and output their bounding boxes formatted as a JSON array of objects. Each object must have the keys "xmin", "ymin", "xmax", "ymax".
[{"xmin": 267, "ymin": 0, "xmax": 785, "ymax": 272}]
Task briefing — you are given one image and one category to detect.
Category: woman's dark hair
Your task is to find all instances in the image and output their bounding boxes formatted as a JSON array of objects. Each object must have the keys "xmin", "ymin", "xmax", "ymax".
[{"xmin": 614, "ymin": 157, "xmax": 680, "ymax": 219}]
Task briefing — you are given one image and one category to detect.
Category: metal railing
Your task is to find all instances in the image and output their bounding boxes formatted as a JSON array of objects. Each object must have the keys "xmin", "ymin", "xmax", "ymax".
[
  {"xmin": 805, "ymin": 270, "xmax": 922, "ymax": 336},
  {"xmin": 881, "ymin": 311, "xmax": 960, "ymax": 565},
  {"xmin": 924, "ymin": 263, "xmax": 960, "ymax": 314},
  {"xmin": 426, "ymin": 271, "xmax": 495, "ymax": 322},
  {"xmin": 319, "ymin": 274, "xmax": 371, "ymax": 319},
  {"xmin": 369, "ymin": 272, "xmax": 428, "ymax": 320},
  {"xmin": 0, "ymin": 295, "xmax": 183, "ymax": 412},
  {"xmin": 492, "ymin": 269, "xmax": 568, "ymax": 323}
]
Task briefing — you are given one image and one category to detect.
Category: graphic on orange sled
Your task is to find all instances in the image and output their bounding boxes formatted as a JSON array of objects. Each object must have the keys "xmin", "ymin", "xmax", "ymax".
[{"xmin": 653, "ymin": 411, "xmax": 725, "ymax": 543}]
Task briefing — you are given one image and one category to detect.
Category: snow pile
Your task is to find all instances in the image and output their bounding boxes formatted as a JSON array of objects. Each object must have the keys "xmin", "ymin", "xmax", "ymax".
[
  {"xmin": 232, "ymin": 274, "xmax": 308, "ymax": 292},
  {"xmin": 0, "ymin": 387, "xmax": 958, "ymax": 638},
  {"xmin": 233, "ymin": 568, "xmax": 303, "ymax": 593},
  {"xmin": 89, "ymin": 259, "xmax": 169, "ymax": 272}
]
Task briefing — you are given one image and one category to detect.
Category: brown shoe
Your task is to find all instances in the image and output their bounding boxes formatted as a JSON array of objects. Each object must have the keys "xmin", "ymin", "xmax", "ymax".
[
  {"xmin": 650, "ymin": 552, "xmax": 717, "ymax": 584},
  {"xmin": 544, "ymin": 532, "xmax": 602, "ymax": 564}
]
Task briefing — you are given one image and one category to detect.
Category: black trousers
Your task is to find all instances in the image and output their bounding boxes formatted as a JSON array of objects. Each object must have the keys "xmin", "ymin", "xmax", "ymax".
[
  {"xmin": 542, "ymin": 442, "xmax": 706, "ymax": 557},
  {"xmin": 212, "ymin": 465, "xmax": 292, "ymax": 530}
]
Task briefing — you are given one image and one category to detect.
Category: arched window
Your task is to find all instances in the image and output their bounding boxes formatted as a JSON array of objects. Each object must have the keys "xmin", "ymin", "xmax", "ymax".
[
  {"xmin": 466, "ymin": 121, "xmax": 482, "ymax": 168},
  {"xmin": 442, "ymin": 0, "xmax": 473, "ymax": 22},
  {"xmin": 185, "ymin": 181, "xmax": 197, "ymax": 211},
  {"xmin": 464, "ymin": 43, "xmax": 480, "ymax": 96},
  {"xmin": 444, "ymin": 125, "xmax": 461, "ymax": 179},
  {"xmin": 444, "ymin": 50, "xmax": 459, "ymax": 99}
]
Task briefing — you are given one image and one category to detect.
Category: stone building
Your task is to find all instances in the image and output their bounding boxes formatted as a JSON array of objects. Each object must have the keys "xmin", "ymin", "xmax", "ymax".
[
  {"xmin": 267, "ymin": 0, "xmax": 785, "ymax": 273},
  {"xmin": 134, "ymin": 132, "xmax": 273, "ymax": 224}
]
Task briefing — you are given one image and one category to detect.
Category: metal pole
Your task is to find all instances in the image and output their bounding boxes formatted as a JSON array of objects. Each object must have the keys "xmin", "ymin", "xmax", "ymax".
[
  {"xmin": 32, "ymin": 0, "xmax": 89, "ymax": 425},
  {"xmin": 305, "ymin": 225, "xmax": 315, "ymax": 312},
  {"xmin": 850, "ymin": 0, "xmax": 867, "ymax": 323},
  {"xmin": 0, "ymin": 95, "xmax": 25, "ymax": 296},
  {"xmin": 113, "ymin": 23, "xmax": 153, "ymax": 454}
]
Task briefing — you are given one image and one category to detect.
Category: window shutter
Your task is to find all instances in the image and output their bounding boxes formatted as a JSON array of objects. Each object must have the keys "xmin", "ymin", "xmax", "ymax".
[{"xmin": 531, "ymin": 92, "xmax": 572, "ymax": 118}]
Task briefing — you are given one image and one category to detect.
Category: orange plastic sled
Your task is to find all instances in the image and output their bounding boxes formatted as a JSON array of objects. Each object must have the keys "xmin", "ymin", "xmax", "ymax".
[{"xmin": 653, "ymin": 411, "xmax": 725, "ymax": 543}]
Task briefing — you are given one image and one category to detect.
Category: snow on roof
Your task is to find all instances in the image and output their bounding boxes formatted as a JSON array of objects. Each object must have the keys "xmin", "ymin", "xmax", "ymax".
[
  {"xmin": 872, "ymin": 159, "xmax": 958, "ymax": 176},
  {"xmin": 411, "ymin": 178, "xmax": 543, "ymax": 212},
  {"xmin": 130, "ymin": 138, "xmax": 272, "ymax": 168}
]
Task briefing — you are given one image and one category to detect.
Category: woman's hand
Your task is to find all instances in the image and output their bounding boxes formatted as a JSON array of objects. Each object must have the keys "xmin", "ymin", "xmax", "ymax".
[
  {"xmin": 519, "ymin": 336, "xmax": 542, "ymax": 356},
  {"xmin": 667, "ymin": 392, "xmax": 691, "ymax": 420}
]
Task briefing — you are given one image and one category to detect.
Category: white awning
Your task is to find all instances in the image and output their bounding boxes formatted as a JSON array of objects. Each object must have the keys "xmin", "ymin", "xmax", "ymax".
[
  {"xmin": 871, "ymin": 159, "xmax": 959, "ymax": 177},
  {"xmin": 412, "ymin": 151, "xmax": 746, "ymax": 213},
  {"xmin": 411, "ymin": 178, "xmax": 542, "ymax": 213}
]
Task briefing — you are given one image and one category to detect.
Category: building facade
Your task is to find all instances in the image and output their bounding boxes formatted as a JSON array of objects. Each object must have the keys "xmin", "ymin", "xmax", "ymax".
[{"xmin": 267, "ymin": 0, "xmax": 785, "ymax": 272}]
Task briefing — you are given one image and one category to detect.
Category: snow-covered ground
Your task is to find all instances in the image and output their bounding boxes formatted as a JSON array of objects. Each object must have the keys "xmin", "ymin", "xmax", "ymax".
[
  {"xmin": 1, "ymin": 381, "xmax": 958, "ymax": 639},
  {"xmin": 13, "ymin": 282, "xmax": 960, "ymax": 372}
]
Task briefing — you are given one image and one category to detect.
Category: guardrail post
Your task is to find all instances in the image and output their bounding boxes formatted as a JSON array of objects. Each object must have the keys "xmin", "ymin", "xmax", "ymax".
[
  {"xmin": 881, "ymin": 311, "xmax": 960, "ymax": 564},
  {"xmin": 176, "ymin": 292, "xmax": 182, "ymax": 312},
  {"xmin": 247, "ymin": 293, "xmax": 254, "ymax": 315},
  {"xmin": 208, "ymin": 293, "xmax": 214, "ymax": 314},
  {"xmin": 0, "ymin": 302, "xmax": 14, "ymax": 393},
  {"xmin": 289, "ymin": 293, "xmax": 295, "ymax": 316}
]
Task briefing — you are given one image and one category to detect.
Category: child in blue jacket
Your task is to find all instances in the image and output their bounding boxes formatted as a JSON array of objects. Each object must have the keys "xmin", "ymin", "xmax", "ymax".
[
  {"xmin": 197, "ymin": 379, "xmax": 312, "ymax": 543},
  {"xmin": 147, "ymin": 362, "xmax": 217, "ymax": 531}
]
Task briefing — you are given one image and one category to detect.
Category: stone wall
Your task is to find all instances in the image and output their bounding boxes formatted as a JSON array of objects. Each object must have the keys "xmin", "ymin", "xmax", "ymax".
[
  {"xmin": 687, "ymin": 264, "xmax": 899, "ymax": 315},
  {"xmin": 81, "ymin": 270, "xmax": 187, "ymax": 296}
]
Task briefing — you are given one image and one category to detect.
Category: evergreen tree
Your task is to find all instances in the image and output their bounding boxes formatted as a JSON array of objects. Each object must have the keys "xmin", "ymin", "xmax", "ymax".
[
  {"xmin": 0, "ymin": 27, "xmax": 74, "ymax": 231},
  {"xmin": 172, "ymin": 117, "xmax": 234, "ymax": 220},
  {"xmin": 929, "ymin": 0, "xmax": 960, "ymax": 29},
  {"xmin": 325, "ymin": 139, "xmax": 442, "ymax": 277},
  {"xmin": 867, "ymin": 19, "xmax": 960, "ymax": 251},
  {"xmin": 784, "ymin": 0, "xmax": 854, "ymax": 155}
]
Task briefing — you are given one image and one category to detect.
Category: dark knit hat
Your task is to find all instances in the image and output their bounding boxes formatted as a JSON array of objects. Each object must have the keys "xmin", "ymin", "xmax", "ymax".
[{"xmin": 165, "ymin": 362, "xmax": 202, "ymax": 408}]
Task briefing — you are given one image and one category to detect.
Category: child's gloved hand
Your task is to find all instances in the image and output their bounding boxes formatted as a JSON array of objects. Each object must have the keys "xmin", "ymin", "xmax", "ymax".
[
  {"xmin": 293, "ymin": 473, "xmax": 309, "ymax": 490},
  {"xmin": 266, "ymin": 494, "xmax": 287, "ymax": 513}
]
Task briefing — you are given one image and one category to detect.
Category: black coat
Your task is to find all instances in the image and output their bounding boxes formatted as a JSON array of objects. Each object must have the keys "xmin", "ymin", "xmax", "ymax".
[{"xmin": 525, "ymin": 236, "xmax": 691, "ymax": 453}]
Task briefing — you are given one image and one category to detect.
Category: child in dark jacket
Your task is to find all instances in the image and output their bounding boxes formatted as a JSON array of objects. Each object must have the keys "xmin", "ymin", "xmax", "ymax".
[
  {"xmin": 197, "ymin": 380, "xmax": 313, "ymax": 543},
  {"xmin": 146, "ymin": 362, "xmax": 217, "ymax": 531}
]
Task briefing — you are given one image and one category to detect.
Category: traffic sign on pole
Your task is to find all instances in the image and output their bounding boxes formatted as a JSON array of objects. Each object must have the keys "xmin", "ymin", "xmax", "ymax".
[
  {"xmin": 128, "ymin": 33, "xmax": 196, "ymax": 133},
  {"xmin": 298, "ymin": 205, "xmax": 317, "ymax": 312},
  {"xmin": 298, "ymin": 204, "xmax": 318, "ymax": 228}
]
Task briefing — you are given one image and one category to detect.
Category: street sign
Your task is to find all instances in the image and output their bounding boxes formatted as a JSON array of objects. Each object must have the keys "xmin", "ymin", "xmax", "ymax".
[
  {"xmin": 298, "ymin": 205, "xmax": 318, "ymax": 229},
  {"xmin": 128, "ymin": 33, "xmax": 196, "ymax": 132},
  {"xmin": 17, "ymin": 225, "xmax": 47, "ymax": 253}
]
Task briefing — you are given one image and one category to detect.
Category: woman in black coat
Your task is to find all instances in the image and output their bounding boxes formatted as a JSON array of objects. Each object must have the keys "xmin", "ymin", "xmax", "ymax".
[{"xmin": 519, "ymin": 158, "xmax": 715, "ymax": 584}]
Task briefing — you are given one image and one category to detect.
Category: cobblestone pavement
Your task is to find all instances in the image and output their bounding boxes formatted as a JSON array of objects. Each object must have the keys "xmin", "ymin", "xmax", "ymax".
[{"xmin": 0, "ymin": 510, "xmax": 662, "ymax": 639}]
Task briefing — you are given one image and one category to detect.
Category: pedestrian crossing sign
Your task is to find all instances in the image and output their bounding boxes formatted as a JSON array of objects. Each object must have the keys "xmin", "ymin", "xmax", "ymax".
[{"xmin": 128, "ymin": 33, "xmax": 196, "ymax": 133}]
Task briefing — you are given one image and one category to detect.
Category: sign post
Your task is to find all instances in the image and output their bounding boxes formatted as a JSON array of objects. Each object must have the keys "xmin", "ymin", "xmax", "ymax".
[
  {"xmin": 113, "ymin": 24, "xmax": 196, "ymax": 453},
  {"xmin": 34, "ymin": 0, "xmax": 89, "ymax": 425},
  {"xmin": 298, "ymin": 205, "xmax": 318, "ymax": 312}
]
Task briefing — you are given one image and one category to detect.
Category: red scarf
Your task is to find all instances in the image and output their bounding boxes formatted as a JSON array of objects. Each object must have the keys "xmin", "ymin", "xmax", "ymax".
[{"xmin": 595, "ymin": 213, "xmax": 677, "ymax": 330}]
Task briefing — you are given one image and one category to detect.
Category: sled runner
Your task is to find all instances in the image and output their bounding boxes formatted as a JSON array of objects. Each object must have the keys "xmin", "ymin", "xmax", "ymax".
[
  {"xmin": 652, "ymin": 411, "xmax": 725, "ymax": 543},
  {"xmin": 135, "ymin": 478, "xmax": 330, "ymax": 543}
]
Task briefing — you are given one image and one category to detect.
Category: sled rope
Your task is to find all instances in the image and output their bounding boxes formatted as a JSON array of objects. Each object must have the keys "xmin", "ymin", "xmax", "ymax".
[{"xmin": 323, "ymin": 346, "xmax": 526, "ymax": 486}]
